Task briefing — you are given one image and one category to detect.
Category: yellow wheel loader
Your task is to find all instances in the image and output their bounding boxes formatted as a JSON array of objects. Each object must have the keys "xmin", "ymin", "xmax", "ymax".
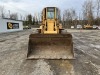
[
  {"xmin": 83, "ymin": 24, "xmax": 93, "ymax": 29},
  {"xmin": 27, "ymin": 7, "xmax": 74, "ymax": 59}
]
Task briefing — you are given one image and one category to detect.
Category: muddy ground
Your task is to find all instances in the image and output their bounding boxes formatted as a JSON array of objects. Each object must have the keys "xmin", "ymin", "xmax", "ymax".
[{"xmin": 0, "ymin": 29, "xmax": 100, "ymax": 75}]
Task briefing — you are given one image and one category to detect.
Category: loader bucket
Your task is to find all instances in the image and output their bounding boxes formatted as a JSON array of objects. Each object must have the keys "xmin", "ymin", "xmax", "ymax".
[{"xmin": 27, "ymin": 33, "xmax": 74, "ymax": 59}]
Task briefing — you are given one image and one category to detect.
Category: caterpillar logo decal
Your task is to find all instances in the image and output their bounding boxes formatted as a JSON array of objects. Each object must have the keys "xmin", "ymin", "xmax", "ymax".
[
  {"xmin": 8, "ymin": 22, "xmax": 13, "ymax": 29},
  {"xmin": 7, "ymin": 22, "xmax": 19, "ymax": 29}
]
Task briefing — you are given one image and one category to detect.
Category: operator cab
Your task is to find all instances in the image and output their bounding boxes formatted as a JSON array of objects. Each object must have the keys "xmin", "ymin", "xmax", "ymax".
[{"xmin": 41, "ymin": 7, "xmax": 61, "ymax": 34}]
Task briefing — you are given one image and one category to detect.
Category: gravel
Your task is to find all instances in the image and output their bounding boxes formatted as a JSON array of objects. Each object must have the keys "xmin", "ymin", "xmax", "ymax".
[
  {"xmin": 31, "ymin": 59, "xmax": 54, "ymax": 75},
  {"xmin": 0, "ymin": 29, "xmax": 100, "ymax": 75}
]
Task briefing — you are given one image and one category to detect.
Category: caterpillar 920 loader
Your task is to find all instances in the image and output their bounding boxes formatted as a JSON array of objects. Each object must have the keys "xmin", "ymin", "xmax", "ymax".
[{"xmin": 27, "ymin": 7, "xmax": 74, "ymax": 59}]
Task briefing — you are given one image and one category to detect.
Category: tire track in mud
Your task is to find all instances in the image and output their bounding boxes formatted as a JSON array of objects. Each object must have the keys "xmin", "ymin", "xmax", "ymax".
[
  {"xmin": 72, "ymin": 32, "xmax": 100, "ymax": 75},
  {"xmin": 0, "ymin": 30, "xmax": 30, "ymax": 42},
  {"xmin": 0, "ymin": 30, "xmax": 30, "ymax": 75},
  {"xmin": 0, "ymin": 30, "xmax": 100, "ymax": 75},
  {"xmin": 18, "ymin": 59, "xmax": 75, "ymax": 75},
  {"xmin": 73, "ymin": 48, "xmax": 99, "ymax": 75}
]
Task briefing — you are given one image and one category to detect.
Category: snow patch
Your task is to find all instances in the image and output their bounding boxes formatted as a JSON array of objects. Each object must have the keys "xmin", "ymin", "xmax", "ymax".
[{"xmin": 90, "ymin": 44, "xmax": 100, "ymax": 48}]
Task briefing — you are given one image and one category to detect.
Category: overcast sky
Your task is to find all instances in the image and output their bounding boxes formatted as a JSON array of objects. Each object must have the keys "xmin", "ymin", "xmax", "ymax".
[{"xmin": 0, "ymin": 0, "xmax": 95, "ymax": 16}]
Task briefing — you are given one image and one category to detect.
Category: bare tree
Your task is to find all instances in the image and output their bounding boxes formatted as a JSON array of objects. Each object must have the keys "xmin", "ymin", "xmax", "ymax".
[
  {"xmin": 63, "ymin": 8, "xmax": 77, "ymax": 28},
  {"xmin": 96, "ymin": 0, "xmax": 100, "ymax": 17},
  {"xmin": 20, "ymin": 14, "xmax": 23, "ymax": 20},
  {"xmin": 82, "ymin": 0, "xmax": 94, "ymax": 25},
  {"xmin": 78, "ymin": 12, "xmax": 83, "ymax": 25},
  {"xmin": 10, "ymin": 13, "xmax": 18, "ymax": 20},
  {"xmin": 96, "ymin": 0, "xmax": 100, "ymax": 25},
  {"xmin": 63, "ymin": 9, "xmax": 71, "ymax": 28},
  {"xmin": 0, "ymin": 6, "xmax": 5, "ymax": 18}
]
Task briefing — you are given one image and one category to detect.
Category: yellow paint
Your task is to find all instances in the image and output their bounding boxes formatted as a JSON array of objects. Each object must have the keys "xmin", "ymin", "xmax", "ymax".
[
  {"xmin": 84, "ymin": 24, "xmax": 93, "ymax": 29},
  {"xmin": 39, "ymin": 7, "xmax": 62, "ymax": 34},
  {"xmin": 8, "ymin": 22, "xmax": 13, "ymax": 29}
]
